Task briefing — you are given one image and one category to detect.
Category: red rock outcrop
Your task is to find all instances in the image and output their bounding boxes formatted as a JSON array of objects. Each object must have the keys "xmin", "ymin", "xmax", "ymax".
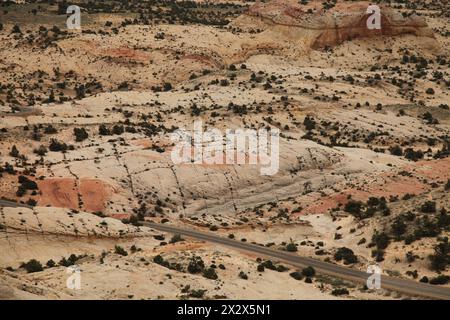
[
  {"xmin": 245, "ymin": 0, "xmax": 435, "ymax": 49},
  {"xmin": 37, "ymin": 178, "xmax": 115, "ymax": 213}
]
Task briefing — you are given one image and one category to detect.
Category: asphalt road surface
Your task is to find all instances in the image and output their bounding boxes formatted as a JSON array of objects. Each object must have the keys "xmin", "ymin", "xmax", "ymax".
[
  {"xmin": 144, "ymin": 222, "xmax": 450, "ymax": 300},
  {"xmin": 0, "ymin": 200, "xmax": 31, "ymax": 209}
]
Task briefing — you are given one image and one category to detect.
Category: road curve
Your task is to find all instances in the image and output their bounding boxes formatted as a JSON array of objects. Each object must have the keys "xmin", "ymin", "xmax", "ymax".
[
  {"xmin": 144, "ymin": 222, "xmax": 450, "ymax": 300},
  {"xmin": 0, "ymin": 200, "xmax": 31, "ymax": 209}
]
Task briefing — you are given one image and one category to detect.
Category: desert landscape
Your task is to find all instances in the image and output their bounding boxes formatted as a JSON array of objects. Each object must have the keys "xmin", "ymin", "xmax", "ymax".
[{"xmin": 0, "ymin": 0, "xmax": 449, "ymax": 300}]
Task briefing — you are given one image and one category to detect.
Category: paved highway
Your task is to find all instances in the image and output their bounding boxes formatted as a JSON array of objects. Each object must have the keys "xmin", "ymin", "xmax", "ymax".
[
  {"xmin": 0, "ymin": 200, "xmax": 31, "ymax": 209},
  {"xmin": 144, "ymin": 222, "xmax": 450, "ymax": 300}
]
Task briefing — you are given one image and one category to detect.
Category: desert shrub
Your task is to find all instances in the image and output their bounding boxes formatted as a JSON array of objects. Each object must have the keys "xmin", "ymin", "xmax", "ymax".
[
  {"xmin": 238, "ymin": 271, "xmax": 248, "ymax": 280},
  {"xmin": 406, "ymin": 270, "xmax": 418, "ymax": 279},
  {"xmin": 74, "ymin": 127, "xmax": 88, "ymax": 142},
  {"xmin": 413, "ymin": 216, "xmax": 440, "ymax": 238},
  {"xmin": 12, "ymin": 25, "xmax": 21, "ymax": 34},
  {"xmin": 117, "ymin": 82, "xmax": 129, "ymax": 90},
  {"xmin": 372, "ymin": 232, "xmax": 390, "ymax": 250},
  {"xmin": 112, "ymin": 125, "xmax": 124, "ymax": 135},
  {"xmin": 289, "ymin": 271, "xmax": 303, "ymax": 280},
  {"xmin": 389, "ymin": 145, "xmax": 403, "ymax": 156},
  {"xmin": 99, "ymin": 124, "xmax": 111, "ymax": 136},
  {"xmin": 303, "ymin": 116, "xmax": 316, "ymax": 130},
  {"xmin": 44, "ymin": 125, "xmax": 57, "ymax": 134},
  {"xmin": 404, "ymin": 234, "xmax": 417, "ymax": 244},
  {"xmin": 18, "ymin": 176, "xmax": 38, "ymax": 190},
  {"xmin": 366, "ymin": 197, "xmax": 380, "ymax": 207},
  {"xmin": 189, "ymin": 289, "xmax": 206, "ymax": 298},
  {"xmin": 153, "ymin": 255, "xmax": 165, "ymax": 265},
  {"xmin": 22, "ymin": 259, "xmax": 43, "ymax": 273},
  {"xmin": 58, "ymin": 257, "xmax": 69, "ymax": 267},
  {"xmin": 372, "ymin": 249, "xmax": 385, "ymax": 262},
  {"xmin": 187, "ymin": 256, "xmax": 205, "ymax": 274},
  {"xmin": 169, "ymin": 234, "xmax": 184, "ymax": 244},
  {"xmin": 191, "ymin": 104, "xmax": 201, "ymax": 116},
  {"xmin": 9, "ymin": 145, "xmax": 19, "ymax": 157},
  {"xmin": 231, "ymin": 103, "xmax": 247, "ymax": 115},
  {"xmin": 302, "ymin": 266, "xmax": 316, "ymax": 277},
  {"xmin": 46, "ymin": 259, "xmax": 56, "ymax": 268},
  {"xmin": 404, "ymin": 148, "xmax": 423, "ymax": 161},
  {"xmin": 57, "ymin": 2, "xmax": 68, "ymax": 14},
  {"xmin": 49, "ymin": 139, "xmax": 68, "ymax": 152},
  {"xmin": 344, "ymin": 201, "xmax": 363, "ymax": 216},
  {"xmin": 59, "ymin": 254, "xmax": 83, "ymax": 267},
  {"xmin": 154, "ymin": 32, "xmax": 165, "ymax": 40},
  {"xmin": 2, "ymin": 163, "xmax": 15, "ymax": 174},
  {"xmin": 421, "ymin": 201, "xmax": 436, "ymax": 213},
  {"xmin": 429, "ymin": 238, "xmax": 450, "ymax": 271},
  {"xmin": 391, "ymin": 217, "xmax": 407, "ymax": 237},
  {"xmin": 261, "ymin": 260, "xmax": 277, "ymax": 271},
  {"xmin": 429, "ymin": 275, "xmax": 450, "ymax": 285},
  {"xmin": 445, "ymin": 180, "xmax": 450, "ymax": 191},
  {"xmin": 125, "ymin": 126, "xmax": 136, "ymax": 133},
  {"xmin": 276, "ymin": 265, "xmax": 289, "ymax": 272},
  {"xmin": 33, "ymin": 145, "xmax": 48, "ymax": 156},
  {"xmin": 163, "ymin": 83, "xmax": 173, "ymax": 91},
  {"xmin": 128, "ymin": 215, "xmax": 142, "ymax": 227},
  {"xmin": 114, "ymin": 245, "xmax": 128, "ymax": 256},
  {"xmin": 406, "ymin": 251, "xmax": 418, "ymax": 263},
  {"xmin": 286, "ymin": 242, "xmax": 298, "ymax": 252},
  {"xmin": 75, "ymin": 85, "xmax": 85, "ymax": 99},
  {"xmin": 334, "ymin": 247, "xmax": 358, "ymax": 264},
  {"xmin": 332, "ymin": 288, "xmax": 349, "ymax": 296},
  {"xmin": 203, "ymin": 267, "xmax": 218, "ymax": 280},
  {"xmin": 357, "ymin": 238, "xmax": 366, "ymax": 245},
  {"xmin": 257, "ymin": 264, "xmax": 265, "ymax": 272},
  {"xmin": 437, "ymin": 209, "xmax": 450, "ymax": 229},
  {"xmin": 16, "ymin": 185, "xmax": 26, "ymax": 197}
]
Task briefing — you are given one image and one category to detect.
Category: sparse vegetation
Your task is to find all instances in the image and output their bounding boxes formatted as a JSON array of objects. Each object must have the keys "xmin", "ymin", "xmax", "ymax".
[
  {"xmin": 169, "ymin": 234, "xmax": 184, "ymax": 244},
  {"xmin": 302, "ymin": 266, "xmax": 316, "ymax": 278},
  {"xmin": 334, "ymin": 247, "xmax": 358, "ymax": 264},
  {"xmin": 21, "ymin": 259, "xmax": 43, "ymax": 273},
  {"xmin": 114, "ymin": 245, "xmax": 128, "ymax": 256}
]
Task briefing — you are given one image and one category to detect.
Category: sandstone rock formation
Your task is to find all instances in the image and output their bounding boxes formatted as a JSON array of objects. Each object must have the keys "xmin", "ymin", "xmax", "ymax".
[{"xmin": 243, "ymin": 0, "xmax": 436, "ymax": 49}]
